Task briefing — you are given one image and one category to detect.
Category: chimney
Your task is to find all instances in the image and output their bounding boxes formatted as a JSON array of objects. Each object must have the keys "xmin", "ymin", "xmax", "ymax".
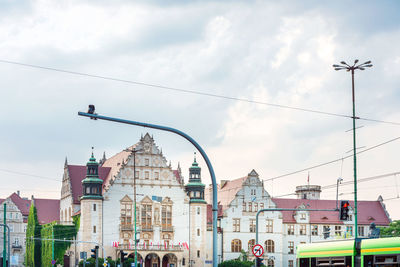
[{"xmin": 17, "ymin": 190, "xmax": 20, "ymax": 196}]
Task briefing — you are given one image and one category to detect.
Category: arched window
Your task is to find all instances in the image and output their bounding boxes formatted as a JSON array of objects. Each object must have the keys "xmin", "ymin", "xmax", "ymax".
[
  {"xmin": 248, "ymin": 239, "xmax": 255, "ymax": 252},
  {"xmin": 231, "ymin": 239, "xmax": 242, "ymax": 252},
  {"xmin": 265, "ymin": 240, "xmax": 274, "ymax": 253},
  {"xmin": 267, "ymin": 259, "xmax": 274, "ymax": 267}
]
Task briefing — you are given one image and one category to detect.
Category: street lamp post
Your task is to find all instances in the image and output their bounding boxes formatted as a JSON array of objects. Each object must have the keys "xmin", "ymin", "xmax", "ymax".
[
  {"xmin": 78, "ymin": 109, "xmax": 219, "ymax": 267},
  {"xmin": 333, "ymin": 60, "xmax": 373, "ymax": 239}
]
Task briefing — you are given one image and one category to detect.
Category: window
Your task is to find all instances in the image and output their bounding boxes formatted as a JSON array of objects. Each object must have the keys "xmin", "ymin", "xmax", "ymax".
[
  {"xmin": 267, "ymin": 259, "xmax": 274, "ymax": 267},
  {"xmin": 288, "ymin": 241, "xmax": 294, "ymax": 254},
  {"xmin": 249, "ymin": 219, "xmax": 256, "ymax": 233},
  {"xmin": 358, "ymin": 226, "xmax": 365, "ymax": 237},
  {"xmin": 349, "ymin": 215, "xmax": 353, "ymax": 221},
  {"xmin": 141, "ymin": 204, "xmax": 152, "ymax": 230},
  {"xmin": 155, "ymin": 172, "xmax": 159, "ymax": 180},
  {"xmin": 335, "ymin": 225, "xmax": 342, "ymax": 236},
  {"xmin": 121, "ymin": 203, "xmax": 132, "ymax": 225},
  {"xmin": 9, "ymin": 225, "xmax": 14, "ymax": 232},
  {"xmin": 161, "ymin": 205, "xmax": 172, "ymax": 230},
  {"xmin": 93, "ymin": 225, "xmax": 96, "ymax": 233},
  {"xmin": 346, "ymin": 226, "xmax": 353, "ymax": 236},
  {"xmin": 233, "ymin": 219, "xmax": 240, "ymax": 232},
  {"xmin": 197, "ymin": 207, "xmax": 200, "ymax": 215},
  {"xmin": 248, "ymin": 239, "xmax": 255, "ymax": 252},
  {"xmin": 231, "ymin": 239, "xmax": 242, "ymax": 252},
  {"xmin": 266, "ymin": 219, "xmax": 273, "ymax": 233},
  {"xmin": 197, "ymin": 250, "xmax": 200, "ymax": 258},
  {"xmin": 197, "ymin": 229, "xmax": 200, "ymax": 236},
  {"xmin": 135, "ymin": 171, "xmax": 139, "ymax": 178},
  {"xmin": 300, "ymin": 213, "xmax": 306, "ymax": 220},
  {"xmin": 248, "ymin": 203, "xmax": 252, "ymax": 212},
  {"xmin": 300, "ymin": 224, "xmax": 307, "ymax": 235},
  {"xmin": 288, "ymin": 260, "xmax": 294, "ymax": 267},
  {"xmin": 145, "ymin": 171, "xmax": 149, "ymax": 179},
  {"xmin": 265, "ymin": 240, "xmax": 274, "ymax": 253},
  {"xmin": 260, "ymin": 203, "xmax": 264, "ymax": 210},
  {"xmin": 14, "ymin": 237, "xmax": 19, "ymax": 246},
  {"xmin": 93, "ymin": 204, "xmax": 96, "ymax": 211},
  {"xmin": 311, "ymin": 225, "xmax": 318, "ymax": 236},
  {"xmin": 254, "ymin": 203, "xmax": 258, "ymax": 212},
  {"xmin": 288, "ymin": 224, "xmax": 295, "ymax": 235},
  {"xmin": 145, "ymin": 159, "xmax": 149, "ymax": 166},
  {"xmin": 242, "ymin": 202, "xmax": 246, "ymax": 212}
]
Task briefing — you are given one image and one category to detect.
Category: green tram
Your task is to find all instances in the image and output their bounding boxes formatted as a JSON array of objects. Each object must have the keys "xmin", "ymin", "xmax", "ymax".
[{"xmin": 296, "ymin": 237, "xmax": 400, "ymax": 267}]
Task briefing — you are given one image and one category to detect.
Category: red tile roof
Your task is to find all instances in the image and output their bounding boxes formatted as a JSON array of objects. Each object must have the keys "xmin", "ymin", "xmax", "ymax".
[
  {"xmin": 173, "ymin": 170, "xmax": 183, "ymax": 184},
  {"xmin": 271, "ymin": 198, "xmax": 390, "ymax": 226},
  {"xmin": 207, "ymin": 204, "xmax": 224, "ymax": 225},
  {"xmin": 68, "ymin": 165, "xmax": 111, "ymax": 204},
  {"xmin": 34, "ymin": 198, "xmax": 60, "ymax": 225},
  {"xmin": 218, "ymin": 177, "xmax": 247, "ymax": 208},
  {"xmin": 0, "ymin": 193, "xmax": 31, "ymax": 216},
  {"xmin": 101, "ymin": 146, "xmax": 134, "ymax": 187}
]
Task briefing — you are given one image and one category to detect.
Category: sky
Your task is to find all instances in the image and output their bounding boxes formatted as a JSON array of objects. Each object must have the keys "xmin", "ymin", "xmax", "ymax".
[{"xmin": 0, "ymin": 0, "xmax": 400, "ymax": 220}]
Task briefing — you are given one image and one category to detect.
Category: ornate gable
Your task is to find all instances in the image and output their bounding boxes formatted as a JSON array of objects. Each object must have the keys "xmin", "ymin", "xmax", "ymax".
[
  {"xmin": 141, "ymin": 196, "xmax": 153, "ymax": 204},
  {"xmin": 120, "ymin": 195, "xmax": 133, "ymax": 203}
]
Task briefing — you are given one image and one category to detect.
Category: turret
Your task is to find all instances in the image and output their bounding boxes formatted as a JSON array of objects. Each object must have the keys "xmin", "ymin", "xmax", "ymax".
[
  {"xmin": 81, "ymin": 149, "xmax": 103, "ymax": 200},
  {"xmin": 185, "ymin": 153, "xmax": 206, "ymax": 203}
]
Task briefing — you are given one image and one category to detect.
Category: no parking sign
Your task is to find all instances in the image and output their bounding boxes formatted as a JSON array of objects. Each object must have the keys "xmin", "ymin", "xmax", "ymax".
[{"xmin": 252, "ymin": 244, "xmax": 264, "ymax": 258}]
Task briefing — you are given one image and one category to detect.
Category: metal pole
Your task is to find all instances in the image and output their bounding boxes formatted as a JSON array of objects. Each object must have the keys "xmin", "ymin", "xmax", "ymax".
[
  {"xmin": 134, "ymin": 150, "xmax": 138, "ymax": 267},
  {"xmin": 0, "ymin": 224, "xmax": 10, "ymax": 267},
  {"xmin": 351, "ymin": 69, "xmax": 358, "ymax": 239},
  {"xmin": 3, "ymin": 203, "xmax": 6, "ymax": 267},
  {"xmin": 52, "ymin": 228, "xmax": 55, "ymax": 267},
  {"xmin": 78, "ymin": 111, "xmax": 219, "ymax": 267}
]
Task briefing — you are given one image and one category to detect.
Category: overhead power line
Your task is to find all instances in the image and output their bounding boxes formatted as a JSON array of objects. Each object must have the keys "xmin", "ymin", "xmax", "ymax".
[
  {"xmin": 265, "ymin": 135, "xmax": 400, "ymax": 182},
  {"xmin": 0, "ymin": 168, "xmax": 61, "ymax": 182},
  {"xmin": 1, "ymin": 59, "xmax": 399, "ymax": 126}
]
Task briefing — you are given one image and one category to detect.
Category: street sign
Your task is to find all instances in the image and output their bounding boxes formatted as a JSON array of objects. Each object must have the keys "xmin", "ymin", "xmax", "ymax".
[
  {"xmin": 80, "ymin": 251, "xmax": 87, "ymax": 260},
  {"xmin": 252, "ymin": 244, "xmax": 264, "ymax": 258}
]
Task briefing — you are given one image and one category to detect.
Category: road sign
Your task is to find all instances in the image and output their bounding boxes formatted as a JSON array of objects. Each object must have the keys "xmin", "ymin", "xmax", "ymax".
[
  {"xmin": 51, "ymin": 260, "xmax": 56, "ymax": 264},
  {"xmin": 80, "ymin": 251, "xmax": 87, "ymax": 260},
  {"xmin": 252, "ymin": 244, "xmax": 264, "ymax": 258}
]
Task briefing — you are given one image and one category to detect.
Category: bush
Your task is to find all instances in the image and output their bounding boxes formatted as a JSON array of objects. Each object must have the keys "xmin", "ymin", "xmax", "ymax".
[{"xmin": 218, "ymin": 259, "xmax": 254, "ymax": 267}]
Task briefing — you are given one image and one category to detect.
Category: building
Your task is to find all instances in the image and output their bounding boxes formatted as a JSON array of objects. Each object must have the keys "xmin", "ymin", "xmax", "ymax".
[
  {"xmin": 206, "ymin": 170, "xmax": 391, "ymax": 267},
  {"xmin": 0, "ymin": 192, "xmax": 59, "ymax": 266},
  {"xmin": 62, "ymin": 133, "xmax": 211, "ymax": 267}
]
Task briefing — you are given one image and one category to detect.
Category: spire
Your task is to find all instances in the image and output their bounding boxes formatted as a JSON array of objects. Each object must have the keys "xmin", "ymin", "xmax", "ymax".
[
  {"xmin": 99, "ymin": 151, "xmax": 107, "ymax": 165},
  {"xmin": 64, "ymin": 157, "xmax": 68, "ymax": 168},
  {"xmin": 185, "ymin": 152, "xmax": 205, "ymax": 204},
  {"xmin": 81, "ymin": 149, "xmax": 103, "ymax": 200}
]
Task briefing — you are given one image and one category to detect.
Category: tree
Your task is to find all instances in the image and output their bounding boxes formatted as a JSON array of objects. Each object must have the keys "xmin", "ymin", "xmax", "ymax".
[
  {"xmin": 25, "ymin": 203, "xmax": 42, "ymax": 267},
  {"xmin": 380, "ymin": 220, "xmax": 400, "ymax": 237}
]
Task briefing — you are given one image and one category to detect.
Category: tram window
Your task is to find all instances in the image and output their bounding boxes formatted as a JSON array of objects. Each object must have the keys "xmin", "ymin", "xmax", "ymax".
[
  {"xmin": 364, "ymin": 256, "xmax": 373, "ymax": 267},
  {"xmin": 374, "ymin": 255, "xmax": 399, "ymax": 265},
  {"xmin": 299, "ymin": 258, "xmax": 309, "ymax": 267},
  {"xmin": 345, "ymin": 256, "xmax": 352, "ymax": 266},
  {"xmin": 311, "ymin": 258, "xmax": 316, "ymax": 267}
]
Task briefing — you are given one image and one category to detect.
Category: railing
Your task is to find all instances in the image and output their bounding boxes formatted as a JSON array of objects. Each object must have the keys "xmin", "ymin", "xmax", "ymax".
[
  {"xmin": 161, "ymin": 226, "xmax": 174, "ymax": 232},
  {"xmin": 141, "ymin": 225, "xmax": 153, "ymax": 232},
  {"xmin": 118, "ymin": 243, "xmax": 184, "ymax": 252},
  {"xmin": 120, "ymin": 224, "xmax": 134, "ymax": 231},
  {"xmin": 12, "ymin": 244, "xmax": 22, "ymax": 249}
]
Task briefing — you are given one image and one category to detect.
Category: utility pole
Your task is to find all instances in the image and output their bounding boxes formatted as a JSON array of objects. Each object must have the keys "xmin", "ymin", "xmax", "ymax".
[
  {"xmin": 3, "ymin": 203, "xmax": 6, "ymax": 267},
  {"xmin": 333, "ymin": 60, "xmax": 372, "ymax": 239}
]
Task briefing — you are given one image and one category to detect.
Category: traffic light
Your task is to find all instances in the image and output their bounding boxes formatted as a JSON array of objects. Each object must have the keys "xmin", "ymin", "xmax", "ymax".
[
  {"xmin": 91, "ymin": 245, "xmax": 99, "ymax": 259},
  {"xmin": 340, "ymin": 200, "xmax": 350, "ymax": 220},
  {"xmin": 256, "ymin": 258, "xmax": 264, "ymax": 267},
  {"xmin": 120, "ymin": 250, "xmax": 127, "ymax": 263},
  {"xmin": 323, "ymin": 226, "xmax": 331, "ymax": 239}
]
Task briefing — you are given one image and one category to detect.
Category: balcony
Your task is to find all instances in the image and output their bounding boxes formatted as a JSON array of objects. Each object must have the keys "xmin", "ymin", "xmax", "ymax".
[
  {"xmin": 118, "ymin": 243, "xmax": 183, "ymax": 252},
  {"xmin": 120, "ymin": 224, "xmax": 134, "ymax": 231},
  {"xmin": 161, "ymin": 226, "xmax": 174, "ymax": 232},
  {"xmin": 12, "ymin": 244, "xmax": 22, "ymax": 250},
  {"xmin": 141, "ymin": 225, "xmax": 153, "ymax": 232}
]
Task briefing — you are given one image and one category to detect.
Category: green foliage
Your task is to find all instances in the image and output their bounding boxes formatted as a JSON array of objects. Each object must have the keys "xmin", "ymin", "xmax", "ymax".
[
  {"xmin": 25, "ymin": 204, "xmax": 42, "ymax": 267},
  {"xmin": 218, "ymin": 259, "xmax": 254, "ymax": 267},
  {"xmin": 380, "ymin": 220, "xmax": 400, "ymax": 237},
  {"xmin": 41, "ymin": 222, "xmax": 78, "ymax": 267}
]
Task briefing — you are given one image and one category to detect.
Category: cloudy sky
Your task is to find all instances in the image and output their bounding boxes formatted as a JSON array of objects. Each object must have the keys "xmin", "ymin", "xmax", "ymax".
[{"xmin": 1, "ymin": 0, "xmax": 400, "ymax": 220}]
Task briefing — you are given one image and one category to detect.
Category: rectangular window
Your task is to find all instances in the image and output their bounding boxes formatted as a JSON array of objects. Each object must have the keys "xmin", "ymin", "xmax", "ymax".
[
  {"xmin": 346, "ymin": 226, "xmax": 353, "ymax": 236},
  {"xmin": 145, "ymin": 159, "xmax": 149, "ymax": 166},
  {"xmin": 249, "ymin": 219, "xmax": 256, "ymax": 233},
  {"xmin": 93, "ymin": 204, "xmax": 96, "ymax": 211},
  {"xmin": 145, "ymin": 171, "xmax": 149, "ymax": 179},
  {"xmin": 155, "ymin": 172, "xmax": 159, "ymax": 180},
  {"xmin": 93, "ymin": 225, "xmax": 96, "ymax": 233},
  {"xmin": 349, "ymin": 215, "xmax": 353, "ymax": 221},
  {"xmin": 242, "ymin": 202, "xmax": 246, "ymax": 212},
  {"xmin": 14, "ymin": 237, "xmax": 19, "ymax": 246},
  {"xmin": 142, "ymin": 204, "xmax": 152, "ymax": 230},
  {"xmin": 162, "ymin": 205, "xmax": 172, "ymax": 230},
  {"xmin": 197, "ymin": 250, "xmax": 200, "ymax": 258},
  {"xmin": 300, "ymin": 224, "xmax": 307, "ymax": 235},
  {"xmin": 335, "ymin": 225, "xmax": 342, "ymax": 236},
  {"xmin": 358, "ymin": 226, "xmax": 365, "ymax": 237},
  {"xmin": 289, "ymin": 260, "xmax": 294, "ymax": 267},
  {"xmin": 311, "ymin": 225, "xmax": 318, "ymax": 236},
  {"xmin": 266, "ymin": 219, "xmax": 273, "ymax": 233},
  {"xmin": 233, "ymin": 219, "xmax": 240, "ymax": 232},
  {"xmin": 248, "ymin": 203, "xmax": 252, "ymax": 212},
  {"xmin": 135, "ymin": 171, "xmax": 139, "ymax": 178},
  {"xmin": 288, "ymin": 224, "xmax": 295, "ymax": 235},
  {"xmin": 288, "ymin": 241, "xmax": 294, "ymax": 254},
  {"xmin": 254, "ymin": 203, "xmax": 258, "ymax": 212},
  {"xmin": 260, "ymin": 203, "xmax": 264, "ymax": 210},
  {"xmin": 300, "ymin": 213, "xmax": 306, "ymax": 220}
]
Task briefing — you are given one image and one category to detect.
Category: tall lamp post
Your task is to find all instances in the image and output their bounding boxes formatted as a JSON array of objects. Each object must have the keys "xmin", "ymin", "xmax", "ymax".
[
  {"xmin": 333, "ymin": 60, "xmax": 372, "ymax": 239},
  {"xmin": 79, "ymin": 108, "xmax": 219, "ymax": 267}
]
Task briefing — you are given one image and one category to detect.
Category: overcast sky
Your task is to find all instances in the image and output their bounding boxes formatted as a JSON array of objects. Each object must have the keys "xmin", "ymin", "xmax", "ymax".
[{"xmin": 1, "ymin": 0, "xmax": 400, "ymax": 220}]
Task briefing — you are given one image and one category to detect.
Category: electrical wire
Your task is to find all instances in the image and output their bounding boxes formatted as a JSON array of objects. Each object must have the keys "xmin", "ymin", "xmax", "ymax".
[
  {"xmin": 265, "ymin": 135, "xmax": 400, "ymax": 182},
  {"xmin": 0, "ymin": 168, "xmax": 61, "ymax": 182},
  {"xmin": 1, "ymin": 59, "xmax": 399, "ymax": 126}
]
